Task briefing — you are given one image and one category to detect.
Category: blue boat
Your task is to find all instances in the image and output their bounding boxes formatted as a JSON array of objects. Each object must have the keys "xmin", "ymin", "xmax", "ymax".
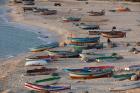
[
  {"xmin": 29, "ymin": 42, "xmax": 59, "ymax": 52},
  {"xmin": 67, "ymin": 36, "xmax": 100, "ymax": 43}
]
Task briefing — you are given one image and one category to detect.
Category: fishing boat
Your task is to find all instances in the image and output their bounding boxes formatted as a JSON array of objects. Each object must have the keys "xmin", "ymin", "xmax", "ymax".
[
  {"xmin": 79, "ymin": 52, "xmax": 117, "ymax": 61},
  {"xmin": 46, "ymin": 50, "xmax": 79, "ymax": 58},
  {"xmin": 112, "ymin": 73, "xmax": 136, "ymax": 81},
  {"xmin": 34, "ymin": 76, "xmax": 61, "ymax": 85},
  {"xmin": 26, "ymin": 67, "xmax": 57, "ymax": 76},
  {"xmin": 62, "ymin": 17, "xmax": 81, "ymax": 22},
  {"xmin": 96, "ymin": 55, "xmax": 123, "ymax": 62},
  {"xmin": 69, "ymin": 68, "xmax": 113, "ymax": 79},
  {"xmin": 79, "ymin": 24, "xmax": 100, "ymax": 30},
  {"xmin": 101, "ymin": 31, "xmax": 126, "ymax": 38},
  {"xmin": 125, "ymin": 65, "xmax": 140, "ymax": 71},
  {"xmin": 67, "ymin": 36, "xmax": 100, "ymax": 43},
  {"xmin": 84, "ymin": 65, "xmax": 114, "ymax": 70},
  {"xmin": 109, "ymin": 7, "xmax": 131, "ymax": 12},
  {"xmin": 88, "ymin": 10, "xmax": 105, "ymax": 16},
  {"xmin": 25, "ymin": 83, "xmax": 71, "ymax": 91},
  {"xmin": 25, "ymin": 59, "xmax": 51, "ymax": 66},
  {"xmin": 25, "ymin": 55, "xmax": 58, "ymax": 61},
  {"xmin": 40, "ymin": 10, "xmax": 57, "ymax": 15},
  {"xmin": 88, "ymin": 28, "xmax": 131, "ymax": 35},
  {"xmin": 29, "ymin": 42, "xmax": 59, "ymax": 52},
  {"xmin": 63, "ymin": 68, "xmax": 90, "ymax": 72}
]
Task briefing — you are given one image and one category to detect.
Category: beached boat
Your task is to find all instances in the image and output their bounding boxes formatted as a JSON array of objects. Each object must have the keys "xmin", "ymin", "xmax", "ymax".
[
  {"xmin": 109, "ymin": 7, "xmax": 131, "ymax": 12},
  {"xmin": 125, "ymin": 65, "xmax": 140, "ymax": 71},
  {"xmin": 79, "ymin": 52, "xmax": 118, "ymax": 61},
  {"xmin": 40, "ymin": 10, "xmax": 57, "ymax": 15},
  {"xmin": 84, "ymin": 65, "xmax": 114, "ymax": 70},
  {"xmin": 25, "ymin": 54, "xmax": 58, "ymax": 61},
  {"xmin": 25, "ymin": 83, "xmax": 71, "ymax": 91},
  {"xmin": 62, "ymin": 17, "xmax": 81, "ymax": 22},
  {"xmin": 67, "ymin": 36, "xmax": 100, "ymax": 43},
  {"xmin": 69, "ymin": 68, "xmax": 113, "ymax": 79},
  {"xmin": 46, "ymin": 50, "xmax": 79, "ymax": 58},
  {"xmin": 25, "ymin": 59, "xmax": 51, "ymax": 66},
  {"xmin": 112, "ymin": 73, "xmax": 136, "ymax": 81},
  {"xmin": 26, "ymin": 67, "xmax": 57, "ymax": 76},
  {"xmin": 67, "ymin": 42, "xmax": 100, "ymax": 48},
  {"xmin": 34, "ymin": 76, "xmax": 61, "ymax": 85},
  {"xmin": 63, "ymin": 68, "xmax": 90, "ymax": 72},
  {"xmin": 101, "ymin": 31, "xmax": 126, "ymax": 38},
  {"xmin": 29, "ymin": 42, "xmax": 59, "ymax": 52},
  {"xmin": 64, "ymin": 66, "xmax": 113, "ymax": 79},
  {"xmin": 79, "ymin": 24, "xmax": 100, "ymax": 30},
  {"xmin": 88, "ymin": 10, "xmax": 105, "ymax": 16},
  {"xmin": 88, "ymin": 28, "xmax": 131, "ymax": 35},
  {"xmin": 22, "ymin": 0, "xmax": 35, "ymax": 5},
  {"xmin": 96, "ymin": 55, "xmax": 123, "ymax": 62}
]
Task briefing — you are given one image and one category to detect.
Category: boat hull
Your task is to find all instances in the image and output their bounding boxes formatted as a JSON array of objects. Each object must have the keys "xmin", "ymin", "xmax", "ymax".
[
  {"xmin": 67, "ymin": 37, "xmax": 100, "ymax": 43},
  {"xmin": 101, "ymin": 31, "xmax": 126, "ymax": 38},
  {"xmin": 69, "ymin": 72, "xmax": 113, "ymax": 79}
]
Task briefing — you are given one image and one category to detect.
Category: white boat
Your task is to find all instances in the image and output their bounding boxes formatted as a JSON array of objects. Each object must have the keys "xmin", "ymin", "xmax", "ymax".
[{"xmin": 25, "ymin": 60, "xmax": 49, "ymax": 66}]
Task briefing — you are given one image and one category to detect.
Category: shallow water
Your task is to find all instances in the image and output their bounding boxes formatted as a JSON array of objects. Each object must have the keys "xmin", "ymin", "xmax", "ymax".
[{"xmin": 0, "ymin": 0, "xmax": 55, "ymax": 59}]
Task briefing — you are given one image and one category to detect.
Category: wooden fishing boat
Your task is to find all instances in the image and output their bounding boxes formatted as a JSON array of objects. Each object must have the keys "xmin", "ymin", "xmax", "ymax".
[
  {"xmin": 46, "ymin": 50, "xmax": 79, "ymax": 58},
  {"xmin": 26, "ymin": 67, "xmax": 57, "ymax": 76},
  {"xmin": 69, "ymin": 68, "xmax": 113, "ymax": 79},
  {"xmin": 40, "ymin": 10, "xmax": 57, "ymax": 15},
  {"xmin": 63, "ymin": 68, "xmax": 90, "ymax": 72},
  {"xmin": 88, "ymin": 10, "xmax": 105, "ymax": 16},
  {"xmin": 125, "ymin": 65, "xmax": 140, "ymax": 71},
  {"xmin": 79, "ymin": 24, "xmax": 100, "ymax": 30},
  {"xmin": 89, "ymin": 28, "xmax": 130, "ymax": 35},
  {"xmin": 112, "ymin": 73, "xmax": 136, "ymax": 81},
  {"xmin": 67, "ymin": 36, "xmax": 100, "ymax": 43},
  {"xmin": 34, "ymin": 76, "xmax": 61, "ymax": 85},
  {"xmin": 29, "ymin": 42, "xmax": 59, "ymax": 52},
  {"xmin": 96, "ymin": 55, "xmax": 123, "ymax": 62},
  {"xmin": 62, "ymin": 17, "xmax": 81, "ymax": 22},
  {"xmin": 101, "ymin": 31, "xmax": 126, "ymax": 38},
  {"xmin": 22, "ymin": 0, "xmax": 35, "ymax": 5},
  {"xmin": 84, "ymin": 65, "xmax": 114, "ymax": 70},
  {"xmin": 25, "ymin": 59, "xmax": 51, "ymax": 66},
  {"xmin": 26, "ymin": 55, "xmax": 58, "ymax": 61},
  {"xmin": 109, "ymin": 7, "xmax": 131, "ymax": 12},
  {"xmin": 79, "ymin": 52, "xmax": 117, "ymax": 61},
  {"xmin": 25, "ymin": 83, "xmax": 71, "ymax": 91}
]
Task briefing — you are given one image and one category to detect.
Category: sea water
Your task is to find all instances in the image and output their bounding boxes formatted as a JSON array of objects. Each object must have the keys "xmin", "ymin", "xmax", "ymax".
[{"xmin": 0, "ymin": 0, "xmax": 55, "ymax": 59}]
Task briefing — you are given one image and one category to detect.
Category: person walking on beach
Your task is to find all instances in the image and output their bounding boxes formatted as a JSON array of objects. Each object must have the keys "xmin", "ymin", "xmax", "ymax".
[
  {"xmin": 107, "ymin": 38, "xmax": 111, "ymax": 44},
  {"xmin": 112, "ymin": 26, "xmax": 116, "ymax": 31}
]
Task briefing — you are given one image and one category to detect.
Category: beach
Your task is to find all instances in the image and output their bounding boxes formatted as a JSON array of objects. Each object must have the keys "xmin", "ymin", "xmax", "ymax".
[{"xmin": 0, "ymin": 0, "xmax": 140, "ymax": 93}]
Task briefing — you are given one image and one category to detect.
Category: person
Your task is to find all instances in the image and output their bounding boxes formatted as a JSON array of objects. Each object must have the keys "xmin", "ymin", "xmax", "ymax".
[
  {"xmin": 107, "ymin": 38, "xmax": 111, "ymax": 44},
  {"xmin": 112, "ymin": 26, "xmax": 116, "ymax": 31}
]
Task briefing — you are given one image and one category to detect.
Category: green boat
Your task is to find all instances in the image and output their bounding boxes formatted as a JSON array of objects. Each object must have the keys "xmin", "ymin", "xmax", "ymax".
[
  {"xmin": 46, "ymin": 50, "xmax": 79, "ymax": 58},
  {"xmin": 112, "ymin": 73, "xmax": 135, "ymax": 81},
  {"xmin": 34, "ymin": 76, "xmax": 61, "ymax": 85},
  {"xmin": 96, "ymin": 55, "xmax": 123, "ymax": 62}
]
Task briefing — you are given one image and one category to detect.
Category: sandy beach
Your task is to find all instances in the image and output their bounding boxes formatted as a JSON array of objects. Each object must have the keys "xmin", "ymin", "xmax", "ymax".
[{"xmin": 0, "ymin": 0, "xmax": 140, "ymax": 93}]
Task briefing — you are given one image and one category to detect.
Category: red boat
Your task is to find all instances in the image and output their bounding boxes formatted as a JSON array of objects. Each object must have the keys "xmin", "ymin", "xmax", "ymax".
[{"xmin": 101, "ymin": 31, "xmax": 126, "ymax": 38}]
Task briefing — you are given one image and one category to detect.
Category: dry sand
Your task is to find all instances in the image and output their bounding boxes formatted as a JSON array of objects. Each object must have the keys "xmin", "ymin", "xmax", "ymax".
[{"xmin": 0, "ymin": 0, "xmax": 140, "ymax": 93}]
